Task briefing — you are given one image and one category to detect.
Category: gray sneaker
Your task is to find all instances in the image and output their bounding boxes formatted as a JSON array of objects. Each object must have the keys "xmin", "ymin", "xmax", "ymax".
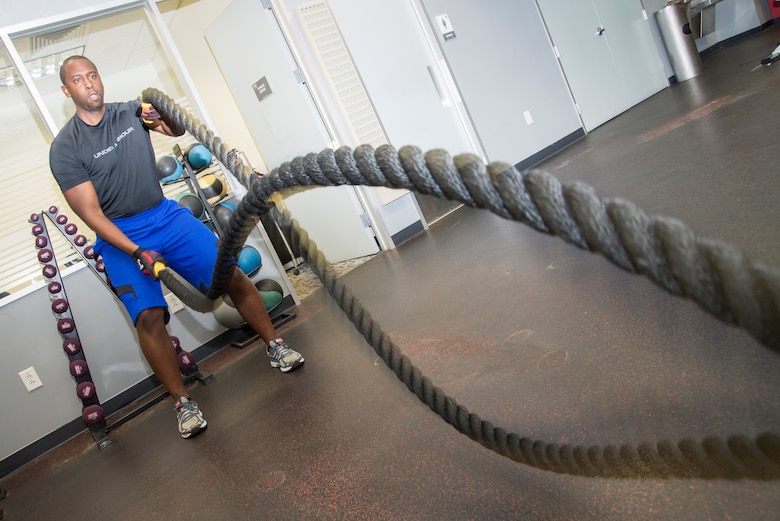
[
  {"xmin": 175, "ymin": 397, "xmax": 207, "ymax": 438},
  {"xmin": 267, "ymin": 338, "xmax": 304, "ymax": 373}
]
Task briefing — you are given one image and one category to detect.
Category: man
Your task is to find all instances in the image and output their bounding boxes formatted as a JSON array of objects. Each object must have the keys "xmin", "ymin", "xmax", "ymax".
[{"xmin": 49, "ymin": 56, "xmax": 304, "ymax": 439}]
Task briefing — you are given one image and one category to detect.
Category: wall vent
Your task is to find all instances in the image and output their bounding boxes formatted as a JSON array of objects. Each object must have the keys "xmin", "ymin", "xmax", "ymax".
[{"xmin": 295, "ymin": 1, "xmax": 386, "ymax": 148}]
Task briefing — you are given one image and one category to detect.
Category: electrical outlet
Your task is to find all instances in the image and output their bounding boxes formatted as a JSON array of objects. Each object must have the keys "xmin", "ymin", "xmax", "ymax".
[
  {"xmin": 19, "ymin": 367, "xmax": 43, "ymax": 392},
  {"xmin": 164, "ymin": 292, "xmax": 185, "ymax": 314},
  {"xmin": 523, "ymin": 110, "xmax": 534, "ymax": 125}
]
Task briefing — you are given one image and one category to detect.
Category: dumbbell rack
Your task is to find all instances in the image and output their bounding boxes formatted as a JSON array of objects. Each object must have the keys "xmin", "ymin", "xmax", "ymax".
[{"xmin": 30, "ymin": 206, "xmax": 214, "ymax": 450}]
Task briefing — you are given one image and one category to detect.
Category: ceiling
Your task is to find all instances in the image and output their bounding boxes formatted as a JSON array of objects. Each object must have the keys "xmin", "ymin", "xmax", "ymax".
[{"xmin": 2, "ymin": 6, "xmax": 164, "ymax": 89}]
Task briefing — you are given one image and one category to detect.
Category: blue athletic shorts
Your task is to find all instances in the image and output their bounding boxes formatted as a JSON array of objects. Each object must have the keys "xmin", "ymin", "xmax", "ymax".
[{"xmin": 93, "ymin": 198, "xmax": 230, "ymax": 325}]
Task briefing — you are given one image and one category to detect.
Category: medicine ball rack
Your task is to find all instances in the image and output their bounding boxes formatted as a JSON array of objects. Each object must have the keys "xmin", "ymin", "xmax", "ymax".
[
  {"xmin": 30, "ymin": 206, "xmax": 214, "ymax": 450},
  {"xmin": 164, "ymin": 141, "xmax": 298, "ymax": 345},
  {"xmin": 167, "ymin": 142, "xmax": 226, "ymax": 238}
]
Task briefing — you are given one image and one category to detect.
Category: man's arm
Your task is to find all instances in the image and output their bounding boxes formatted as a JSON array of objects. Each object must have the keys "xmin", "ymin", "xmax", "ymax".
[{"xmin": 63, "ymin": 181, "xmax": 139, "ymax": 256}]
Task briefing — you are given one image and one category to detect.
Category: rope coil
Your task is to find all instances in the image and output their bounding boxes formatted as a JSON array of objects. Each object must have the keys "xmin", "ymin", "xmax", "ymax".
[{"xmin": 143, "ymin": 87, "xmax": 780, "ymax": 479}]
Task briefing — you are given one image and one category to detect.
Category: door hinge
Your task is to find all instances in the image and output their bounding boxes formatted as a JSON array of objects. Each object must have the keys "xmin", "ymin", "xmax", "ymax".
[
  {"xmin": 259, "ymin": 0, "xmax": 271, "ymax": 9},
  {"xmin": 574, "ymin": 102, "xmax": 583, "ymax": 115},
  {"xmin": 293, "ymin": 68, "xmax": 306, "ymax": 84},
  {"xmin": 553, "ymin": 45, "xmax": 561, "ymax": 59},
  {"xmin": 360, "ymin": 213, "xmax": 372, "ymax": 228}
]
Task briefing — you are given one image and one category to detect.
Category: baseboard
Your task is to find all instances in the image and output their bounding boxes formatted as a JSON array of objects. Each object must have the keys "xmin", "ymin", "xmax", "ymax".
[
  {"xmin": 699, "ymin": 22, "xmax": 774, "ymax": 58},
  {"xmin": 514, "ymin": 128, "xmax": 586, "ymax": 172},
  {"xmin": 391, "ymin": 220, "xmax": 425, "ymax": 246}
]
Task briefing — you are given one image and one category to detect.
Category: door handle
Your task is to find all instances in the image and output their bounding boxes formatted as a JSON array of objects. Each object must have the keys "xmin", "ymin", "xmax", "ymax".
[{"xmin": 595, "ymin": 26, "xmax": 606, "ymax": 36}]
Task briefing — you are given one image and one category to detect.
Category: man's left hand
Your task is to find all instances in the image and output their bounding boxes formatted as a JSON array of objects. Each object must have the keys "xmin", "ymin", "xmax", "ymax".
[{"xmin": 133, "ymin": 247, "xmax": 167, "ymax": 279}]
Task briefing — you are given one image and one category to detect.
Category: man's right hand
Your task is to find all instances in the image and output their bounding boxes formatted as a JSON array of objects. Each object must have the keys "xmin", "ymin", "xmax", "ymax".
[
  {"xmin": 132, "ymin": 247, "xmax": 167, "ymax": 279},
  {"xmin": 140, "ymin": 102, "xmax": 161, "ymax": 125}
]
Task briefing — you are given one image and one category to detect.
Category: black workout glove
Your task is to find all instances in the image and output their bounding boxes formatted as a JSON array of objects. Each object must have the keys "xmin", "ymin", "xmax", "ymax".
[{"xmin": 132, "ymin": 247, "xmax": 166, "ymax": 279}]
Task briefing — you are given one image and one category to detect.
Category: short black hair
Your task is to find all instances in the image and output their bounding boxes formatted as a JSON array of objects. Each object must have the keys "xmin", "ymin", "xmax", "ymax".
[{"xmin": 59, "ymin": 55, "xmax": 97, "ymax": 85}]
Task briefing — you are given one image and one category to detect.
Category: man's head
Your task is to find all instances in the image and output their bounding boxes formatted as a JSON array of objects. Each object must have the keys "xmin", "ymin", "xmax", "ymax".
[{"xmin": 59, "ymin": 56, "xmax": 105, "ymax": 119}]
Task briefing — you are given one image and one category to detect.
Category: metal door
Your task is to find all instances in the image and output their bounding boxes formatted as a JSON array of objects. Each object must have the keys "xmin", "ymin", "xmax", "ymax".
[
  {"xmin": 593, "ymin": 0, "xmax": 668, "ymax": 105},
  {"xmin": 205, "ymin": 0, "xmax": 379, "ymax": 262},
  {"xmin": 536, "ymin": 0, "xmax": 667, "ymax": 131},
  {"xmin": 418, "ymin": 0, "xmax": 583, "ymax": 164}
]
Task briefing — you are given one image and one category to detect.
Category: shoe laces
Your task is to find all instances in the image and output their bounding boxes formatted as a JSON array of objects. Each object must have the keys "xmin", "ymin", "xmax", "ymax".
[
  {"xmin": 176, "ymin": 399, "xmax": 197, "ymax": 420},
  {"xmin": 269, "ymin": 338, "xmax": 288, "ymax": 355}
]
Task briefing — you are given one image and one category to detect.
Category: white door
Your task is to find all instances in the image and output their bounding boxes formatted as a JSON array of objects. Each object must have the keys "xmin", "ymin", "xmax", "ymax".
[
  {"xmin": 418, "ymin": 0, "xmax": 583, "ymax": 165},
  {"xmin": 311, "ymin": 0, "xmax": 479, "ymax": 223},
  {"xmin": 536, "ymin": 0, "xmax": 667, "ymax": 131},
  {"xmin": 205, "ymin": 0, "xmax": 379, "ymax": 262},
  {"xmin": 593, "ymin": 0, "xmax": 669, "ymax": 103}
]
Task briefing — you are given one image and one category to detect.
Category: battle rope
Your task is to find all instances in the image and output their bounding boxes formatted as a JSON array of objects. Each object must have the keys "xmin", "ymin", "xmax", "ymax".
[{"xmin": 143, "ymin": 88, "xmax": 780, "ymax": 479}]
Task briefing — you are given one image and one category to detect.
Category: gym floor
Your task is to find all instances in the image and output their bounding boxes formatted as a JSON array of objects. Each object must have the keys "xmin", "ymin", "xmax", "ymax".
[{"xmin": 2, "ymin": 24, "xmax": 779, "ymax": 521}]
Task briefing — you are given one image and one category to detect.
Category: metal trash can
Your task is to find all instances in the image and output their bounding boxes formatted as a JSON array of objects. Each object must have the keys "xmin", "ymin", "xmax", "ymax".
[{"xmin": 654, "ymin": 3, "xmax": 703, "ymax": 82}]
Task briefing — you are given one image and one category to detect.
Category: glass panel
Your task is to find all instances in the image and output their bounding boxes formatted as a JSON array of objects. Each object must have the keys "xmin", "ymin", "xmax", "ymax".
[
  {"xmin": 0, "ymin": 42, "xmax": 64, "ymax": 299},
  {"xmin": 0, "ymin": 6, "xmax": 200, "ymax": 301},
  {"xmin": 11, "ymin": 9, "xmax": 185, "ymax": 129}
]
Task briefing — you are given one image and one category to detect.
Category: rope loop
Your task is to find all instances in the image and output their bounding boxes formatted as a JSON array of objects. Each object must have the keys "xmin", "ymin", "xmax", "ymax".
[{"xmin": 141, "ymin": 87, "xmax": 780, "ymax": 480}]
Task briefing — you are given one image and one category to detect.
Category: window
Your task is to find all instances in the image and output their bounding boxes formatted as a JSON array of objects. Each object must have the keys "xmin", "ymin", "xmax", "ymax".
[{"xmin": 0, "ymin": 6, "xmax": 206, "ymax": 303}]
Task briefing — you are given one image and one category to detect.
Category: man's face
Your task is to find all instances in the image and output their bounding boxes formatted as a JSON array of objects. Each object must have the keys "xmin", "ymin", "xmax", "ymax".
[{"xmin": 60, "ymin": 58, "xmax": 104, "ymax": 113}]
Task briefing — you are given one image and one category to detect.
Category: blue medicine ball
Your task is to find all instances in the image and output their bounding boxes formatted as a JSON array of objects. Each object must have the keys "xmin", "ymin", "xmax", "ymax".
[
  {"xmin": 237, "ymin": 246, "xmax": 262, "ymax": 277},
  {"xmin": 156, "ymin": 155, "xmax": 182, "ymax": 184},
  {"xmin": 187, "ymin": 144, "xmax": 213, "ymax": 170}
]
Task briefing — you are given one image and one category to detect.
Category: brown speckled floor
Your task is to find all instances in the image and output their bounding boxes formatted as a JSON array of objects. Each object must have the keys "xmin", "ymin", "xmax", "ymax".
[{"xmin": 1, "ymin": 25, "xmax": 780, "ymax": 521}]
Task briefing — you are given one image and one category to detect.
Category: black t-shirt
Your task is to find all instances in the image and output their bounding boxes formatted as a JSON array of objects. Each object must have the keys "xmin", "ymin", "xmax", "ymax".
[{"xmin": 49, "ymin": 100, "xmax": 164, "ymax": 220}]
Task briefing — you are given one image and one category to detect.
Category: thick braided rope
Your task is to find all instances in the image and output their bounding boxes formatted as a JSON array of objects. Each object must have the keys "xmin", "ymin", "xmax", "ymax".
[
  {"xmin": 143, "ymin": 88, "xmax": 780, "ymax": 479},
  {"xmin": 271, "ymin": 203, "xmax": 780, "ymax": 480}
]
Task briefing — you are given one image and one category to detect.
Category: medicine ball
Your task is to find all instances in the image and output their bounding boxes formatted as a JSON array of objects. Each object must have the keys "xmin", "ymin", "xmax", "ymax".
[
  {"xmin": 255, "ymin": 278, "xmax": 283, "ymax": 295},
  {"xmin": 259, "ymin": 290, "xmax": 283, "ymax": 312},
  {"xmin": 213, "ymin": 295, "xmax": 246, "ymax": 329},
  {"xmin": 176, "ymin": 192, "xmax": 205, "ymax": 219},
  {"xmin": 213, "ymin": 203, "xmax": 234, "ymax": 231},
  {"xmin": 187, "ymin": 144, "xmax": 213, "ymax": 170},
  {"xmin": 156, "ymin": 155, "xmax": 183, "ymax": 184},
  {"xmin": 198, "ymin": 174, "xmax": 228, "ymax": 204},
  {"xmin": 237, "ymin": 246, "xmax": 262, "ymax": 277},
  {"xmin": 254, "ymin": 278, "xmax": 284, "ymax": 311}
]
